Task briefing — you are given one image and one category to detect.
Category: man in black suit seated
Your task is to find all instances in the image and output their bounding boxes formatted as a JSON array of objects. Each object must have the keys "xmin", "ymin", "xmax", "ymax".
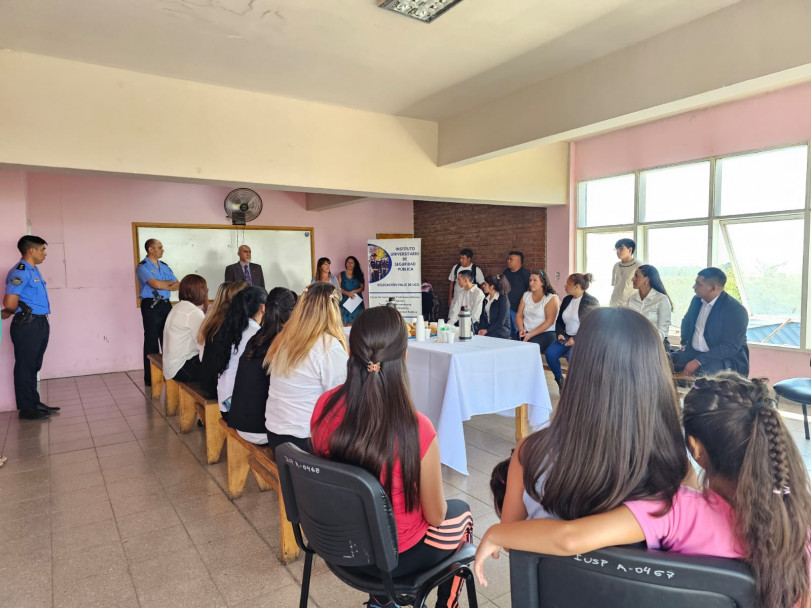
[
  {"xmin": 224, "ymin": 245, "xmax": 265, "ymax": 289},
  {"xmin": 670, "ymin": 267, "xmax": 749, "ymax": 377}
]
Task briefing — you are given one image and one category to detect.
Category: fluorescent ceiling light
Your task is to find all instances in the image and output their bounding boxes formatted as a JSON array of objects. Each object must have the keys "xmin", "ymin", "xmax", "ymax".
[{"xmin": 377, "ymin": 0, "xmax": 464, "ymax": 23}]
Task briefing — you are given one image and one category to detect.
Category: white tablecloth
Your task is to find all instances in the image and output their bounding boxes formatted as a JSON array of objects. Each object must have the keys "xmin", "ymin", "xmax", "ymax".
[{"xmin": 405, "ymin": 335, "xmax": 552, "ymax": 474}]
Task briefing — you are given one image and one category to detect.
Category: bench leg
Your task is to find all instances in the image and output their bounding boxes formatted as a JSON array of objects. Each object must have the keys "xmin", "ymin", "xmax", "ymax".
[
  {"xmin": 278, "ymin": 489, "xmax": 300, "ymax": 564},
  {"xmin": 149, "ymin": 364, "xmax": 163, "ymax": 400},
  {"xmin": 515, "ymin": 403, "xmax": 530, "ymax": 443},
  {"xmin": 179, "ymin": 392, "xmax": 196, "ymax": 433},
  {"xmin": 226, "ymin": 435, "xmax": 251, "ymax": 499},
  {"xmin": 204, "ymin": 403, "xmax": 225, "ymax": 464},
  {"xmin": 251, "ymin": 468, "xmax": 272, "ymax": 491},
  {"xmin": 165, "ymin": 379, "xmax": 179, "ymax": 416}
]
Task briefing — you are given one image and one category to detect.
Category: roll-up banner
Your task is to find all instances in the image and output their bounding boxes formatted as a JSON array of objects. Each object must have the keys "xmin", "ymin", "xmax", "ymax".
[{"xmin": 367, "ymin": 238, "xmax": 422, "ymax": 319}]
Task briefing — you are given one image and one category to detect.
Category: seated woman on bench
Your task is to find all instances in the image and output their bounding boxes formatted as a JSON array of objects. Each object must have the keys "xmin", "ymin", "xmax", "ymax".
[
  {"xmin": 263, "ymin": 281, "xmax": 348, "ymax": 453},
  {"xmin": 227, "ymin": 288, "xmax": 297, "ymax": 445},
  {"xmin": 198, "ymin": 280, "xmax": 248, "ymax": 399},
  {"xmin": 311, "ymin": 306, "xmax": 474, "ymax": 608},
  {"xmin": 162, "ymin": 274, "xmax": 208, "ymax": 383}
]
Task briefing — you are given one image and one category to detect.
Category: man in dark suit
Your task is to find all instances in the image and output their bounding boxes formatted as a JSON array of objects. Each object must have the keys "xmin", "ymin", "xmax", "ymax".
[
  {"xmin": 224, "ymin": 245, "xmax": 265, "ymax": 288},
  {"xmin": 671, "ymin": 267, "xmax": 749, "ymax": 377}
]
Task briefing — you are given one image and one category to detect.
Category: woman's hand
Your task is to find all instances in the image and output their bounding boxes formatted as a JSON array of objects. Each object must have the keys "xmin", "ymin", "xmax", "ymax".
[
  {"xmin": 474, "ymin": 529, "xmax": 503, "ymax": 587},
  {"xmin": 556, "ymin": 334, "xmax": 565, "ymax": 341},
  {"xmin": 518, "ymin": 329, "xmax": 527, "ymax": 340},
  {"xmin": 564, "ymin": 337, "xmax": 574, "ymax": 347},
  {"xmin": 478, "ymin": 329, "xmax": 487, "ymax": 335}
]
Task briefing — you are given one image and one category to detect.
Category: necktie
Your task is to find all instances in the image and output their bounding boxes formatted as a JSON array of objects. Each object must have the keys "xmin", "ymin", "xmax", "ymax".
[{"xmin": 243, "ymin": 264, "xmax": 251, "ymax": 285}]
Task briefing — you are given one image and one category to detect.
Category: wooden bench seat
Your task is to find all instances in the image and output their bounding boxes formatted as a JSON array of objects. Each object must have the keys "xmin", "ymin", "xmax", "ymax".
[
  {"xmin": 178, "ymin": 380, "xmax": 225, "ymax": 464},
  {"xmin": 146, "ymin": 353, "xmax": 179, "ymax": 416},
  {"xmin": 219, "ymin": 419, "xmax": 299, "ymax": 564}
]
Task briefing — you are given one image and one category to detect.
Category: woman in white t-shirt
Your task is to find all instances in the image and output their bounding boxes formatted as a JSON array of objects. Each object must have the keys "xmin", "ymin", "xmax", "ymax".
[
  {"xmin": 515, "ymin": 270, "xmax": 560, "ymax": 355},
  {"xmin": 214, "ymin": 286, "xmax": 267, "ymax": 416},
  {"xmin": 162, "ymin": 274, "xmax": 208, "ymax": 382},
  {"xmin": 263, "ymin": 281, "xmax": 348, "ymax": 454}
]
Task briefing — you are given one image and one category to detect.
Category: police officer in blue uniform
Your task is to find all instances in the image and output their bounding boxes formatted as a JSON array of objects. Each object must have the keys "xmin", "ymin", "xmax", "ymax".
[
  {"xmin": 2, "ymin": 235, "xmax": 60, "ymax": 419},
  {"xmin": 136, "ymin": 239, "xmax": 179, "ymax": 386}
]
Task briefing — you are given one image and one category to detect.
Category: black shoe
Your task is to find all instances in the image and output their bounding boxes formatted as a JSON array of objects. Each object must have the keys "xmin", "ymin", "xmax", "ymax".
[
  {"xmin": 38, "ymin": 403, "xmax": 61, "ymax": 412},
  {"xmin": 554, "ymin": 376, "xmax": 564, "ymax": 391},
  {"xmin": 19, "ymin": 409, "xmax": 50, "ymax": 420}
]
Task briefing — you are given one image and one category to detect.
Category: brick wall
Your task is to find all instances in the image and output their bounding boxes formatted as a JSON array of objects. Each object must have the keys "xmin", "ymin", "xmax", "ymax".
[{"xmin": 414, "ymin": 200, "xmax": 547, "ymax": 317}]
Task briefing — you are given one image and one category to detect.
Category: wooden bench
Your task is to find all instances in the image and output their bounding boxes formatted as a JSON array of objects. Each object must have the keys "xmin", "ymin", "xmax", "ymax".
[
  {"xmin": 178, "ymin": 381, "xmax": 226, "ymax": 464},
  {"xmin": 146, "ymin": 353, "xmax": 179, "ymax": 416},
  {"xmin": 219, "ymin": 419, "xmax": 299, "ymax": 564}
]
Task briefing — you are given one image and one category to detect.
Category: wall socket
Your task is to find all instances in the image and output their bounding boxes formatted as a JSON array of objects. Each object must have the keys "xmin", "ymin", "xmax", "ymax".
[{"xmin": 555, "ymin": 272, "xmax": 560, "ymax": 280}]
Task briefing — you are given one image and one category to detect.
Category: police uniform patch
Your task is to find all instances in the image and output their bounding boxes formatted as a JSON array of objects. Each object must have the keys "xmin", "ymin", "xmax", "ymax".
[
  {"xmin": 139, "ymin": 260, "xmax": 147, "ymax": 265},
  {"xmin": 16, "ymin": 263, "xmax": 25, "ymax": 270},
  {"xmin": 10, "ymin": 276, "xmax": 23, "ymax": 286}
]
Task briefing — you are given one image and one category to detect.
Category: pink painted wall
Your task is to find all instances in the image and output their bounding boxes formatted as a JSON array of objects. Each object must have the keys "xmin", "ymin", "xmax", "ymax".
[
  {"xmin": 0, "ymin": 170, "xmax": 413, "ymax": 410},
  {"xmin": 547, "ymin": 81, "xmax": 811, "ymax": 382},
  {"xmin": 0, "ymin": 171, "xmax": 30, "ymax": 411}
]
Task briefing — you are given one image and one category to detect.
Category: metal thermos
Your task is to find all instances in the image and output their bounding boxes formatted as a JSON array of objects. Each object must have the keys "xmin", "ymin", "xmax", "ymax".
[
  {"xmin": 386, "ymin": 297, "xmax": 397, "ymax": 309},
  {"xmin": 459, "ymin": 305, "xmax": 472, "ymax": 341}
]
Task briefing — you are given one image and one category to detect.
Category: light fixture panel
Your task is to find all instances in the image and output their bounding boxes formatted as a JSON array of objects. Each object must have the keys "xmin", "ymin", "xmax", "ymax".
[{"xmin": 377, "ymin": 0, "xmax": 464, "ymax": 23}]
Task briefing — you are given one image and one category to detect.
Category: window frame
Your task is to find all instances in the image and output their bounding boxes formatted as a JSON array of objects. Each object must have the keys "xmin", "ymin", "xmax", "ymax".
[{"xmin": 576, "ymin": 142, "xmax": 811, "ymax": 352}]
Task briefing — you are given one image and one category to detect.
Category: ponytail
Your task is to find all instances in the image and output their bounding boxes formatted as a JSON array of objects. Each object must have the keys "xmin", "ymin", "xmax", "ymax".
[
  {"xmin": 314, "ymin": 306, "xmax": 421, "ymax": 511},
  {"xmin": 684, "ymin": 373, "xmax": 811, "ymax": 608},
  {"xmin": 484, "ymin": 274, "xmax": 511, "ymax": 297},
  {"xmin": 569, "ymin": 273, "xmax": 592, "ymax": 291}
]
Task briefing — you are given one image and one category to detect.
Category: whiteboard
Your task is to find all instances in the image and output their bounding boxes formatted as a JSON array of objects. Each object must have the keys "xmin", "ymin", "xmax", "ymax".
[{"xmin": 133, "ymin": 224, "xmax": 314, "ymax": 301}]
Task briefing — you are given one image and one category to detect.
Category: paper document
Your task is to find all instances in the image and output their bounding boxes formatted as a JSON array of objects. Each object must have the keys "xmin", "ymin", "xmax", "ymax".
[{"xmin": 342, "ymin": 294, "xmax": 363, "ymax": 313}]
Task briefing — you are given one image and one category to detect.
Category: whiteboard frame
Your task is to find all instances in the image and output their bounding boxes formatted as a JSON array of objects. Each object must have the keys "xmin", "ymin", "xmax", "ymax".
[{"xmin": 132, "ymin": 222, "xmax": 315, "ymax": 306}]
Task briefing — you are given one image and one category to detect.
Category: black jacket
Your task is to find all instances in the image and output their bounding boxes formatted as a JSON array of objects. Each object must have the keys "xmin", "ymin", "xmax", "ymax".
[
  {"xmin": 478, "ymin": 294, "xmax": 511, "ymax": 339},
  {"xmin": 227, "ymin": 342, "xmax": 271, "ymax": 435},
  {"xmin": 224, "ymin": 262, "xmax": 265, "ymax": 289},
  {"xmin": 199, "ymin": 331, "xmax": 228, "ymax": 400},
  {"xmin": 555, "ymin": 292, "xmax": 599, "ymax": 337},
  {"xmin": 680, "ymin": 291, "xmax": 749, "ymax": 376}
]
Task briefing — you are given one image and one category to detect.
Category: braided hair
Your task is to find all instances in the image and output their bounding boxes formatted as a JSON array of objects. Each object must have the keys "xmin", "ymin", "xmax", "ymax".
[{"xmin": 683, "ymin": 372, "xmax": 811, "ymax": 608}]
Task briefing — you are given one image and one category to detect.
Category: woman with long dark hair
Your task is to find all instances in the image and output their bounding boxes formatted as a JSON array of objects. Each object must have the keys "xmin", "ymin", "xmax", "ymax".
[
  {"xmin": 214, "ymin": 286, "xmax": 267, "ymax": 416},
  {"xmin": 339, "ymin": 255, "xmax": 365, "ymax": 324},
  {"xmin": 311, "ymin": 256, "xmax": 340, "ymax": 289},
  {"xmin": 515, "ymin": 269, "xmax": 560, "ymax": 354},
  {"xmin": 477, "ymin": 372, "xmax": 811, "ymax": 608},
  {"xmin": 499, "ymin": 307, "xmax": 690, "ymax": 526},
  {"xmin": 477, "ymin": 274, "xmax": 511, "ymax": 338},
  {"xmin": 627, "ymin": 264, "xmax": 673, "ymax": 343},
  {"xmin": 198, "ymin": 281, "xmax": 248, "ymax": 398},
  {"xmin": 162, "ymin": 274, "xmax": 208, "ymax": 382},
  {"xmin": 311, "ymin": 306, "xmax": 474, "ymax": 608},
  {"xmin": 227, "ymin": 288, "xmax": 297, "ymax": 445}
]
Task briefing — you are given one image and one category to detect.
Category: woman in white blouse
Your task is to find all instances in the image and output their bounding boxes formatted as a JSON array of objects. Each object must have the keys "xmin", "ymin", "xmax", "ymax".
[
  {"xmin": 162, "ymin": 274, "xmax": 208, "ymax": 382},
  {"xmin": 515, "ymin": 270, "xmax": 560, "ymax": 355},
  {"xmin": 626, "ymin": 264, "xmax": 673, "ymax": 345},
  {"xmin": 263, "ymin": 282, "xmax": 348, "ymax": 453},
  {"xmin": 215, "ymin": 286, "xmax": 267, "ymax": 416}
]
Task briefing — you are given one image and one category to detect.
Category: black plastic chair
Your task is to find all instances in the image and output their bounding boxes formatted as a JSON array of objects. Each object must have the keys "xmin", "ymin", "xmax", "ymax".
[
  {"xmin": 774, "ymin": 378, "xmax": 811, "ymax": 440},
  {"xmin": 276, "ymin": 443, "xmax": 478, "ymax": 608},
  {"xmin": 510, "ymin": 546, "xmax": 755, "ymax": 607}
]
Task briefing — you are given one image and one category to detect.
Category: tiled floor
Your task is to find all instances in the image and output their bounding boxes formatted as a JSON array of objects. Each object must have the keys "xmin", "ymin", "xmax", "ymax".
[{"xmin": 1, "ymin": 371, "xmax": 809, "ymax": 608}]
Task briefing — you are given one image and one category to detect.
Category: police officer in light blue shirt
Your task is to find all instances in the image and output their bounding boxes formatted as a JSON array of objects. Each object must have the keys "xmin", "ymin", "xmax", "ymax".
[
  {"xmin": 136, "ymin": 239, "xmax": 178, "ymax": 386},
  {"xmin": 2, "ymin": 235, "xmax": 60, "ymax": 419}
]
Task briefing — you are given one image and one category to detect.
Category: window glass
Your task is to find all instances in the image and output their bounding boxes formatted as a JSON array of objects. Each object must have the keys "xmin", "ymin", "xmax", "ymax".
[
  {"xmin": 583, "ymin": 231, "xmax": 634, "ymax": 306},
  {"xmin": 716, "ymin": 146, "xmax": 807, "ymax": 216},
  {"xmin": 579, "ymin": 174, "xmax": 635, "ymax": 228},
  {"xmin": 640, "ymin": 162, "xmax": 709, "ymax": 222},
  {"xmin": 718, "ymin": 219, "xmax": 803, "ymax": 347},
  {"xmin": 645, "ymin": 225, "xmax": 709, "ymax": 333}
]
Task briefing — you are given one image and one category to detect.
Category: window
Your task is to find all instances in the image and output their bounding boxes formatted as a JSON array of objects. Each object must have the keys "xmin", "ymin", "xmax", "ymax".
[{"xmin": 577, "ymin": 143, "xmax": 810, "ymax": 350}]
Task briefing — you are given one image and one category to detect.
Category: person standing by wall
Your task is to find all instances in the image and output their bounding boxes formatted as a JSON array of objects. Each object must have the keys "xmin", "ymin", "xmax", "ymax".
[
  {"xmin": 2, "ymin": 235, "xmax": 59, "ymax": 420},
  {"xmin": 502, "ymin": 251, "xmax": 530, "ymax": 338},
  {"xmin": 448, "ymin": 248, "xmax": 485, "ymax": 310},
  {"xmin": 609, "ymin": 238, "xmax": 641, "ymax": 307},
  {"xmin": 224, "ymin": 244, "xmax": 265, "ymax": 289},
  {"xmin": 136, "ymin": 239, "xmax": 178, "ymax": 387}
]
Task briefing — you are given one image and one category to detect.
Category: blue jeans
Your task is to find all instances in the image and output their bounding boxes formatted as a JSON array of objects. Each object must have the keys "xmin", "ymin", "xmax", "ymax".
[
  {"xmin": 545, "ymin": 340, "xmax": 571, "ymax": 379},
  {"xmin": 510, "ymin": 309, "xmax": 518, "ymax": 339}
]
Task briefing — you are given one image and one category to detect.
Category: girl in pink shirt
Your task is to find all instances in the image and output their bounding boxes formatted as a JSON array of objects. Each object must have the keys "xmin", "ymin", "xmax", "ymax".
[
  {"xmin": 311, "ymin": 306, "xmax": 474, "ymax": 608},
  {"xmin": 475, "ymin": 372, "xmax": 811, "ymax": 608}
]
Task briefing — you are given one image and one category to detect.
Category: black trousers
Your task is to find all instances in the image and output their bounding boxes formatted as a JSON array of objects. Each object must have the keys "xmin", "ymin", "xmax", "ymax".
[
  {"xmin": 141, "ymin": 298, "xmax": 172, "ymax": 385},
  {"xmin": 670, "ymin": 347, "xmax": 729, "ymax": 377},
  {"xmin": 172, "ymin": 356, "xmax": 202, "ymax": 383},
  {"xmin": 10, "ymin": 316, "xmax": 50, "ymax": 413}
]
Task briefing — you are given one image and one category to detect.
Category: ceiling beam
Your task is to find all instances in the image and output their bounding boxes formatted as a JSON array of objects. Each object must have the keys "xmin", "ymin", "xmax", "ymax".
[{"xmin": 305, "ymin": 194, "xmax": 368, "ymax": 211}]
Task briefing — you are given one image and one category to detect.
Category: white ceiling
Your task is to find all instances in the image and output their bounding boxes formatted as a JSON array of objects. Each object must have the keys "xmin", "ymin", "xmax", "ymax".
[{"xmin": 0, "ymin": 0, "xmax": 740, "ymax": 121}]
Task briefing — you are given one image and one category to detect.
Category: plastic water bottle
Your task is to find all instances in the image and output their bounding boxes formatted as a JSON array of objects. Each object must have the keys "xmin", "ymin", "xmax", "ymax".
[
  {"xmin": 415, "ymin": 315, "xmax": 426, "ymax": 341},
  {"xmin": 459, "ymin": 305, "xmax": 472, "ymax": 342}
]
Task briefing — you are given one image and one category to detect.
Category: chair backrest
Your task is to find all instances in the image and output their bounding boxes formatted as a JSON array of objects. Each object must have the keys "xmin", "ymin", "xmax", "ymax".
[
  {"xmin": 510, "ymin": 546, "xmax": 755, "ymax": 608},
  {"xmin": 276, "ymin": 443, "xmax": 400, "ymax": 573}
]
